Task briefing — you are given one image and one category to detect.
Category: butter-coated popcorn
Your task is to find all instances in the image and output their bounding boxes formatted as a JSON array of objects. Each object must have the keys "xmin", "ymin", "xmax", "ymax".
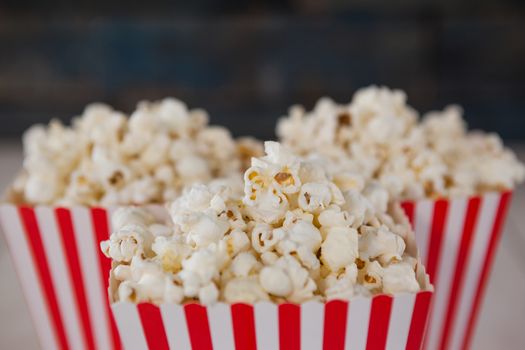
[
  {"xmin": 382, "ymin": 262, "xmax": 421, "ymax": 294},
  {"xmin": 277, "ymin": 85, "xmax": 524, "ymax": 199},
  {"xmin": 223, "ymin": 277, "xmax": 269, "ymax": 303},
  {"xmin": 359, "ymin": 225, "xmax": 406, "ymax": 265},
  {"xmin": 324, "ymin": 264, "xmax": 359, "ymax": 300},
  {"xmin": 15, "ymin": 98, "xmax": 262, "ymax": 205},
  {"xmin": 104, "ymin": 141, "xmax": 430, "ymax": 305},
  {"xmin": 113, "ymin": 256, "xmax": 184, "ymax": 304},
  {"xmin": 101, "ymin": 224, "xmax": 153, "ymax": 263},
  {"xmin": 321, "ymin": 226, "xmax": 358, "ymax": 272},
  {"xmin": 111, "ymin": 207, "xmax": 156, "ymax": 231}
]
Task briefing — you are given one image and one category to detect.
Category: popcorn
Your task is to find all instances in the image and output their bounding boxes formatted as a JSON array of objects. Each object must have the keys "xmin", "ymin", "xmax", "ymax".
[
  {"xmin": 113, "ymin": 256, "xmax": 184, "ymax": 304},
  {"xmin": 111, "ymin": 207, "xmax": 156, "ymax": 231},
  {"xmin": 230, "ymin": 252, "xmax": 260, "ymax": 278},
  {"xmin": 382, "ymin": 262, "xmax": 421, "ymax": 294},
  {"xmin": 101, "ymin": 224, "xmax": 153, "ymax": 263},
  {"xmin": 359, "ymin": 225, "xmax": 406, "ymax": 265},
  {"xmin": 15, "ymin": 98, "xmax": 262, "ymax": 205},
  {"xmin": 320, "ymin": 226, "xmax": 358, "ymax": 272},
  {"xmin": 103, "ymin": 141, "xmax": 430, "ymax": 306},
  {"xmin": 259, "ymin": 264, "xmax": 293, "ymax": 297},
  {"xmin": 324, "ymin": 264, "xmax": 360, "ymax": 300},
  {"xmin": 277, "ymin": 85, "xmax": 525, "ymax": 199},
  {"xmin": 223, "ymin": 277, "xmax": 269, "ymax": 303}
]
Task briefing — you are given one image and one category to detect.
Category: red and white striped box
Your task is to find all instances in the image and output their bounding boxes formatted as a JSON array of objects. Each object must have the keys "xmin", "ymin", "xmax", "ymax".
[
  {"xmin": 0, "ymin": 205, "xmax": 122, "ymax": 350},
  {"xmin": 401, "ymin": 191, "xmax": 512, "ymax": 350},
  {"xmin": 111, "ymin": 292, "xmax": 433, "ymax": 350},
  {"xmin": 1, "ymin": 201, "xmax": 434, "ymax": 350}
]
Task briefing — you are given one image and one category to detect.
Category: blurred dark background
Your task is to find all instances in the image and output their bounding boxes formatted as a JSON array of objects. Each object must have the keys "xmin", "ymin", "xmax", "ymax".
[{"xmin": 0, "ymin": 0, "xmax": 524, "ymax": 141}]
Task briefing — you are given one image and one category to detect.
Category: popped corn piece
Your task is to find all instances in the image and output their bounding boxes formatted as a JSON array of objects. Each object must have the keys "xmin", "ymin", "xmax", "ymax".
[
  {"xmin": 324, "ymin": 264, "xmax": 358, "ymax": 300},
  {"xmin": 224, "ymin": 229, "xmax": 251, "ymax": 257},
  {"xmin": 152, "ymin": 236, "xmax": 191, "ymax": 274},
  {"xmin": 101, "ymin": 224, "xmax": 153, "ymax": 263},
  {"xmin": 297, "ymin": 182, "xmax": 334, "ymax": 213},
  {"xmin": 269, "ymin": 255, "xmax": 318, "ymax": 303},
  {"xmin": 359, "ymin": 225, "xmax": 406, "ymax": 265},
  {"xmin": 111, "ymin": 207, "xmax": 156, "ymax": 231},
  {"xmin": 382, "ymin": 262, "xmax": 420, "ymax": 294},
  {"xmin": 251, "ymin": 223, "xmax": 283, "ymax": 253},
  {"xmin": 198, "ymin": 283, "xmax": 219, "ymax": 305},
  {"xmin": 230, "ymin": 252, "xmax": 260, "ymax": 278},
  {"xmin": 224, "ymin": 277, "xmax": 269, "ymax": 304},
  {"xmin": 321, "ymin": 226, "xmax": 358, "ymax": 272},
  {"xmin": 359, "ymin": 260, "xmax": 384, "ymax": 291},
  {"xmin": 259, "ymin": 265, "xmax": 293, "ymax": 297}
]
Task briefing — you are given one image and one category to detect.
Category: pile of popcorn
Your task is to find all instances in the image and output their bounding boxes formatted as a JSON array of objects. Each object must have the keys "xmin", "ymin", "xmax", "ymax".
[
  {"xmin": 277, "ymin": 86, "xmax": 525, "ymax": 199},
  {"xmin": 12, "ymin": 98, "xmax": 262, "ymax": 205},
  {"xmin": 102, "ymin": 142, "xmax": 430, "ymax": 305}
]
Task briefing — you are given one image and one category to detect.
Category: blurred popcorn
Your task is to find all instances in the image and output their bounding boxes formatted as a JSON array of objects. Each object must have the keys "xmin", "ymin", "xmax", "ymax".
[
  {"xmin": 277, "ymin": 85, "xmax": 525, "ymax": 199},
  {"xmin": 17, "ymin": 98, "xmax": 263, "ymax": 205}
]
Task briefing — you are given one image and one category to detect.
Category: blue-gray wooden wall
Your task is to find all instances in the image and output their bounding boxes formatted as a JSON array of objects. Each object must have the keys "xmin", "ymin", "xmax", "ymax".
[{"xmin": 0, "ymin": 0, "xmax": 524, "ymax": 140}]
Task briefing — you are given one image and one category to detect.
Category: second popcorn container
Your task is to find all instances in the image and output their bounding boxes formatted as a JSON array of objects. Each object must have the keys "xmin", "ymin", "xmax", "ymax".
[
  {"xmin": 0, "ymin": 203, "xmax": 121, "ymax": 350},
  {"xmin": 0, "ymin": 99, "xmax": 263, "ymax": 350},
  {"xmin": 275, "ymin": 86, "xmax": 524, "ymax": 349},
  {"xmin": 401, "ymin": 191, "xmax": 512, "ymax": 350}
]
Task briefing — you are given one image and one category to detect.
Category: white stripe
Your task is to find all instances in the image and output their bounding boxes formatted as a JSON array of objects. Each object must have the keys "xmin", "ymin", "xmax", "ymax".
[
  {"xmin": 71, "ymin": 207, "xmax": 112, "ymax": 350},
  {"xmin": 300, "ymin": 301, "xmax": 324, "ymax": 350},
  {"xmin": 35, "ymin": 207, "xmax": 86, "ymax": 350},
  {"xmin": 208, "ymin": 303, "xmax": 235, "ymax": 350},
  {"xmin": 385, "ymin": 294, "xmax": 416, "ymax": 350},
  {"xmin": 254, "ymin": 302, "xmax": 279, "ymax": 350},
  {"xmin": 345, "ymin": 297, "xmax": 371, "ymax": 350},
  {"xmin": 160, "ymin": 304, "xmax": 192, "ymax": 350},
  {"xmin": 112, "ymin": 303, "xmax": 148, "ymax": 350},
  {"xmin": 425, "ymin": 197, "xmax": 468, "ymax": 350},
  {"xmin": 0, "ymin": 205, "xmax": 59, "ymax": 350},
  {"xmin": 414, "ymin": 200, "xmax": 434, "ymax": 265},
  {"xmin": 449, "ymin": 193, "xmax": 500, "ymax": 350}
]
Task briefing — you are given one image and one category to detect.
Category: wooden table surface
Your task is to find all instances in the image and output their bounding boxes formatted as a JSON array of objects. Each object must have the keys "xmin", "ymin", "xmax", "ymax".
[{"xmin": 1, "ymin": 141, "xmax": 524, "ymax": 349}]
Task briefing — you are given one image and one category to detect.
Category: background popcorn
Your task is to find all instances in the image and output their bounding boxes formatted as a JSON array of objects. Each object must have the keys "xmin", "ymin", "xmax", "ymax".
[
  {"xmin": 277, "ymin": 85, "xmax": 525, "ymax": 199},
  {"xmin": 103, "ymin": 141, "xmax": 430, "ymax": 305},
  {"xmin": 15, "ymin": 98, "xmax": 263, "ymax": 205}
]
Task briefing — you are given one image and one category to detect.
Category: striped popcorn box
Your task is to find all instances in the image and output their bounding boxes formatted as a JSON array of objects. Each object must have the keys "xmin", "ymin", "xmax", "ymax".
[
  {"xmin": 111, "ymin": 292, "xmax": 433, "ymax": 350},
  {"xmin": 0, "ymin": 204, "xmax": 123, "ymax": 350},
  {"xmin": 401, "ymin": 191, "xmax": 512, "ymax": 350}
]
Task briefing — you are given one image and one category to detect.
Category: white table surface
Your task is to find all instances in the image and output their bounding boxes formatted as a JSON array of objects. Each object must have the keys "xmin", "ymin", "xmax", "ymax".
[{"xmin": 0, "ymin": 141, "xmax": 524, "ymax": 349}]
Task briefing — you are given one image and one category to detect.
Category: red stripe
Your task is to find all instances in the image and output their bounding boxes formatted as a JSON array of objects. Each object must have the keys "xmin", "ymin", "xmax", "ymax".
[
  {"xmin": 425, "ymin": 200, "xmax": 449, "ymax": 284},
  {"xmin": 278, "ymin": 303, "xmax": 300, "ymax": 350},
  {"xmin": 322, "ymin": 300, "xmax": 348, "ymax": 350},
  {"xmin": 19, "ymin": 207, "xmax": 69, "ymax": 350},
  {"xmin": 91, "ymin": 208, "xmax": 122, "ymax": 350},
  {"xmin": 138, "ymin": 303, "xmax": 170, "ymax": 350},
  {"xmin": 406, "ymin": 291, "xmax": 433, "ymax": 350},
  {"xmin": 439, "ymin": 197, "xmax": 481, "ymax": 350},
  {"xmin": 55, "ymin": 208, "xmax": 96, "ymax": 350},
  {"xmin": 184, "ymin": 303, "xmax": 213, "ymax": 350},
  {"xmin": 461, "ymin": 192, "xmax": 512, "ymax": 350},
  {"xmin": 366, "ymin": 295, "xmax": 392, "ymax": 350},
  {"xmin": 231, "ymin": 303, "xmax": 257, "ymax": 350},
  {"xmin": 401, "ymin": 201, "xmax": 415, "ymax": 228}
]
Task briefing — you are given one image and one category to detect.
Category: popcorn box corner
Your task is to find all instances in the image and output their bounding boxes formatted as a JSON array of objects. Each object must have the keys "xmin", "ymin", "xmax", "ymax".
[
  {"xmin": 400, "ymin": 190, "xmax": 512, "ymax": 350},
  {"xmin": 111, "ymin": 291, "xmax": 433, "ymax": 350},
  {"xmin": 0, "ymin": 204, "xmax": 121, "ymax": 350}
]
